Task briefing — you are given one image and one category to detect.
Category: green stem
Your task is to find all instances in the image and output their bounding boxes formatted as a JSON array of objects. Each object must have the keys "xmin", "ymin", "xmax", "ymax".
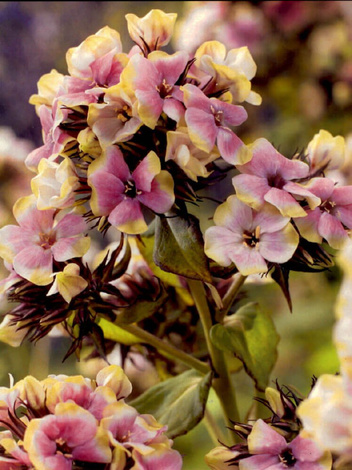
[
  {"xmin": 187, "ymin": 279, "xmax": 240, "ymax": 443},
  {"xmin": 216, "ymin": 274, "xmax": 247, "ymax": 322},
  {"xmin": 203, "ymin": 409, "xmax": 226, "ymax": 446},
  {"xmin": 118, "ymin": 323, "xmax": 210, "ymax": 375}
]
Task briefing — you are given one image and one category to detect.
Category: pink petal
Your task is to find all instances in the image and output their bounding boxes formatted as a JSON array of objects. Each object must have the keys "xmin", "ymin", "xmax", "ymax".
[
  {"xmin": 318, "ymin": 211, "xmax": 348, "ymax": 249},
  {"xmin": 230, "ymin": 244, "xmax": 268, "ymax": 275},
  {"xmin": 151, "ymin": 50, "xmax": 189, "ymax": 85},
  {"xmin": 289, "ymin": 435, "xmax": 324, "ymax": 462},
  {"xmin": 108, "ymin": 198, "xmax": 147, "ymax": 234},
  {"xmin": 294, "ymin": 208, "xmax": 322, "ymax": 244},
  {"xmin": 138, "ymin": 171, "xmax": 175, "ymax": 213},
  {"xmin": 301, "ymin": 177, "xmax": 335, "ymax": 201},
  {"xmin": 89, "ymin": 171, "xmax": 125, "ymax": 215},
  {"xmin": 264, "ymin": 188, "xmax": 307, "ymax": 217},
  {"xmin": 54, "ymin": 214, "xmax": 88, "ymax": 239},
  {"xmin": 25, "ymin": 142, "xmax": 54, "ymax": 171},
  {"xmin": 135, "ymin": 89, "xmax": 163, "ymax": 129},
  {"xmin": 248, "ymin": 420, "xmax": 286, "ymax": 455},
  {"xmin": 132, "ymin": 446, "xmax": 183, "ymax": 470},
  {"xmin": 232, "ymin": 174, "xmax": 270, "ymax": 209},
  {"xmin": 214, "ymin": 195, "xmax": 253, "ymax": 234},
  {"xmin": 102, "ymin": 403, "xmax": 138, "ymax": 441},
  {"xmin": 132, "ymin": 152, "xmax": 160, "ymax": 192},
  {"xmin": 0, "ymin": 225, "xmax": 34, "ymax": 261},
  {"xmin": 183, "ymin": 83, "xmax": 212, "ymax": 111},
  {"xmin": 129, "ymin": 55, "xmax": 161, "ymax": 91},
  {"xmin": 253, "ymin": 207, "xmax": 290, "ymax": 234},
  {"xmin": 335, "ymin": 205, "xmax": 352, "ymax": 228},
  {"xmin": 259, "ymin": 224, "xmax": 299, "ymax": 264},
  {"xmin": 162, "ymin": 98, "xmax": 185, "ymax": 123},
  {"xmin": 103, "ymin": 146, "xmax": 130, "ymax": 181},
  {"xmin": 204, "ymin": 226, "xmax": 242, "ymax": 266},
  {"xmin": 239, "ymin": 454, "xmax": 281, "ymax": 470},
  {"xmin": 52, "ymin": 236, "xmax": 90, "ymax": 262},
  {"xmin": 13, "ymin": 246, "xmax": 53, "ymax": 285},
  {"xmin": 215, "ymin": 100, "xmax": 248, "ymax": 127},
  {"xmin": 331, "ymin": 185, "xmax": 352, "ymax": 206},
  {"xmin": 185, "ymin": 108, "xmax": 217, "ymax": 153},
  {"xmin": 217, "ymin": 127, "xmax": 249, "ymax": 165}
]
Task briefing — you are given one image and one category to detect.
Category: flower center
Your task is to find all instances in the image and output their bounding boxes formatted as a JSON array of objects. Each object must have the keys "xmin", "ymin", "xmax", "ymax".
[
  {"xmin": 211, "ymin": 105, "xmax": 223, "ymax": 126},
  {"xmin": 124, "ymin": 180, "xmax": 142, "ymax": 198},
  {"xmin": 279, "ymin": 448, "xmax": 297, "ymax": 467},
  {"xmin": 55, "ymin": 437, "xmax": 73, "ymax": 458},
  {"xmin": 117, "ymin": 105, "xmax": 133, "ymax": 123},
  {"xmin": 320, "ymin": 199, "xmax": 336, "ymax": 213},
  {"xmin": 39, "ymin": 231, "xmax": 56, "ymax": 250},
  {"xmin": 268, "ymin": 173, "xmax": 285, "ymax": 189},
  {"xmin": 156, "ymin": 79, "xmax": 173, "ymax": 99},
  {"xmin": 242, "ymin": 226, "xmax": 260, "ymax": 248}
]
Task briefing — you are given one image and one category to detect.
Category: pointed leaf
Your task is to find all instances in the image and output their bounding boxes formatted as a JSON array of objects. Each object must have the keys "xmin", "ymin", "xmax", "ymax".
[
  {"xmin": 154, "ymin": 213, "xmax": 212, "ymax": 283},
  {"xmin": 97, "ymin": 318, "xmax": 141, "ymax": 345},
  {"xmin": 210, "ymin": 302, "xmax": 279, "ymax": 391},
  {"xmin": 129, "ymin": 369, "xmax": 213, "ymax": 438}
]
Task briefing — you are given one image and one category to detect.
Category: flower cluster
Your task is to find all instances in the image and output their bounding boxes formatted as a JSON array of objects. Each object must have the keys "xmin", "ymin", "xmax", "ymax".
[
  {"xmin": 0, "ymin": 364, "xmax": 182, "ymax": 469},
  {"xmin": 205, "ymin": 381, "xmax": 332, "ymax": 469}
]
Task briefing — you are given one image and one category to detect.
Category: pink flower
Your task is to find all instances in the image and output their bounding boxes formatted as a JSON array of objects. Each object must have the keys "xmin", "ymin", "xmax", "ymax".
[
  {"xmin": 88, "ymin": 146, "xmax": 175, "ymax": 234},
  {"xmin": 23, "ymin": 402, "xmax": 112, "ymax": 470},
  {"xmin": 120, "ymin": 50, "xmax": 189, "ymax": 129},
  {"xmin": 294, "ymin": 177, "xmax": 352, "ymax": 249},
  {"xmin": 240, "ymin": 419, "xmax": 330, "ymax": 470},
  {"xmin": 0, "ymin": 195, "xmax": 90, "ymax": 285},
  {"xmin": 182, "ymin": 83, "xmax": 250, "ymax": 165},
  {"xmin": 232, "ymin": 138, "xmax": 320, "ymax": 217},
  {"xmin": 204, "ymin": 195, "xmax": 299, "ymax": 276}
]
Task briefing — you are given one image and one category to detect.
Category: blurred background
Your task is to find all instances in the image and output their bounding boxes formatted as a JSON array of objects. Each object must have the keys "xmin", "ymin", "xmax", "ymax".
[{"xmin": 0, "ymin": 1, "xmax": 351, "ymax": 468}]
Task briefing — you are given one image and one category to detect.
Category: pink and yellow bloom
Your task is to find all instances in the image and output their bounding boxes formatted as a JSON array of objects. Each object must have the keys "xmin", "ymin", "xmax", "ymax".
[
  {"xmin": 239, "ymin": 419, "xmax": 331, "ymax": 469},
  {"xmin": 194, "ymin": 41, "xmax": 262, "ymax": 105},
  {"xmin": 232, "ymin": 138, "xmax": 320, "ymax": 218},
  {"xmin": 204, "ymin": 195, "xmax": 299, "ymax": 275},
  {"xmin": 182, "ymin": 84, "xmax": 251, "ymax": 165},
  {"xmin": 0, "ymin": 195, "xmax": 90, "ymax": 285},
  {"xmin": 125, "ymin": 9, "xmax": 177, "ymax": 52},
  {"xmin": 88, "ymin": 146, "xmax": 175, "ymax": 234},
  {"xmin": 120, "ymin": 50, "xmax": 189, "ymax": 129},
  {"xmin": 23, "ymin": 402, "xmax": 112, "ymax": 470},
  {"xmin": 294, "ymin": 177, "xmax": 352, "ymax": 249}
]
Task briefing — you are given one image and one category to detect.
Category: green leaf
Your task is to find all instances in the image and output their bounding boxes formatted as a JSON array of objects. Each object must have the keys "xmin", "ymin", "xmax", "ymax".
[
  {"xmin": 129, "ymin": 369, "xmax": 213, "ymax": 438},
  {"xmin": 136, "ymin": 235, "xmax": 183, "ymax": 288},
  {"xmin": 210, "ymin": 302, "xmax": 279, "ymax": 391},
  {"xmin": 97, "ymin": 318, "xmax": 141, "ymax": 345},
  {"xmin": 154, "ymin": 213, "xmax": 212, "ymax": 283}
]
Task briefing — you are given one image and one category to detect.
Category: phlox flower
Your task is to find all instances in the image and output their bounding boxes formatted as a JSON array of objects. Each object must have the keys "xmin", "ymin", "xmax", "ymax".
[
  {"xmin": 88, "ymin": 146, "xmax": 175, "ymax": 234},
  {"xmin": 23, "ymin": 402, "xmax": 112, "ymax": 470},
  {"xmin": 194, "ymin": 41, "xmax": 262, "ymax": 105},
  {"xmin": 204, "ymin": 195, "xmax": 299, "ymax": 276},
  {"xmin": 44, "ymin": 375, "xmax": 118, "ymax": 421},
  {"xmin": 182, "ymin": 83, "xmax": 251, "ymax": 165},
  {"xmin": 25, "ymin": 103, "xmax": 74, "ymax": 173},
  {"xmin": 239, "ymin": 419, "xmax": 331, "ymax": 470},
  {"xmin": 31, "ymin": 157, "xmax": 80, "ymax": 210},
  {"xmin": 306, "ymin": 129, "xmax": 345, "ymax": 175},
  {"xmin": 297, "ymin": 374, "xmax": 352, "ymax": 458},
  {"xmin": 87, "ymin": 84, "xmax": 142, "ymax": 148},
  {"xmin": 125, "ymin": 9, "xmax": 177, "ymax": 52},
  {"xmin": 0, "ymin": 195, "xmax": 90, "ymax": 285},
  {"xmin": 293, "ymin": 177, "xmax": 352, "ymax": 249},
  {"xmin": 165, "ymin": 127, "xmax": 220, "ymax": 181},
  {"xmin": 120, "ymin": 50, "xmax": 189, "ymax": 129},
  {"xmin": 66, "ymin": 25, "xmax": 123, "ymax": 80},
  {"xmin": 0, "ymin": 431, "xmax": 32, "ymax": 469},
  {"xmin": 232, "ymin": 138, "xmax": 320, "ymax": 217},
  {"xmin": 29, "ymin": 69, "xmax": 65, "ymax": 112},
  {"xmin": 47, "ymin": 263, "xmax": 88, "ymax": 303}
]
